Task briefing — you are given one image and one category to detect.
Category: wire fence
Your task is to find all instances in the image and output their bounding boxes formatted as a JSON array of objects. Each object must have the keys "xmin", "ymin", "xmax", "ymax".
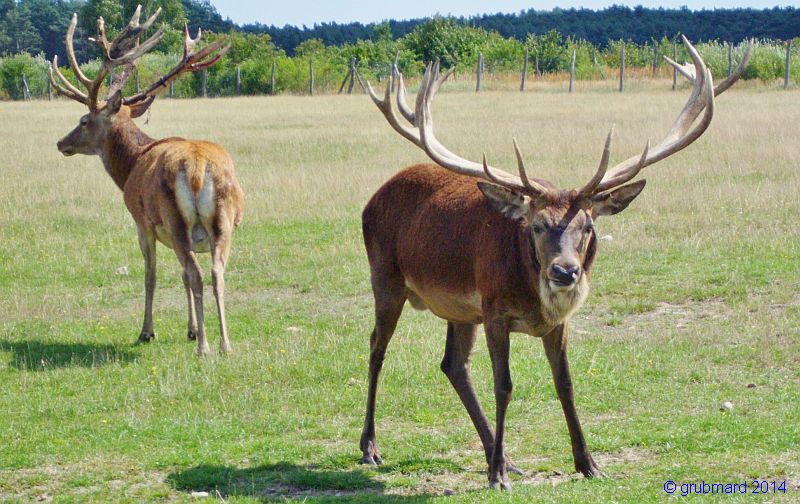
[{"xmin": 1, "ymin": 39, "xmax": 796, "ymax": 101}]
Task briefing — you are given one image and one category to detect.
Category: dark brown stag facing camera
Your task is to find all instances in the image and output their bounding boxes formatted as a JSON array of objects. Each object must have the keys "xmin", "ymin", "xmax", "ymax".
[
  {"xmin": 50, "ymin": 6, "xmax": 243, "ymax": 357},
  {"xmin": 358, "ymin": 36, "xmax": 750, "ymax": 490}
]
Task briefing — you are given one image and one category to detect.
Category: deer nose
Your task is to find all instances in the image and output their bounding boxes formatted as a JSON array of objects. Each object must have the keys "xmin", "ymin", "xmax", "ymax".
[{"xmin": 550, "ymin": 264, "xmax": 581, "ymax": 286}]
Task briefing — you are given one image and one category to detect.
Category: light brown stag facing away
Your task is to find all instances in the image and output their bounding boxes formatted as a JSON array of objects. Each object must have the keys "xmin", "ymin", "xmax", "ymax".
[
  {"xmin": 358, "ymin": 36, "xmax": 750, "ymax": 489},
  {"xmin": 50, "ymin": 6, "xmax": 243, "ymax": 356}
]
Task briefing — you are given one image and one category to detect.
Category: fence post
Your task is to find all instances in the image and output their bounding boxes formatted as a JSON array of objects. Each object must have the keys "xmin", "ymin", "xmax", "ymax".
[
  {"xmin": 169, "ymin": 80, "xmax": 174, "ymax": 98},
  {"xmin": 21, "ymin": 74, "xmax": 31, "ymax": 100},
  {"xmin": 652, "ymin": 44, "xmax": 658, "ymax": 77},
  {"xmin": 309, "ymin": 59, "xmax": 314, "ymax": 96},
  {"xmin": 47, "ymin": 74, "xmax": 52, "ymax": 101},
  {"xmin": 475, "ymin": 52, "xmax": 483, "ymax": 92},
  {"xmin": 619, "ymin": 44, "xmax": 625, "ymax": 92},
  {"xmin": 347, "ymin": 57, "xmax": 356, "ymax": 94},
  {"xmin": 672, "ymin": 42, "xmax": 678, "ymax": 91},
  {"xmin": 535, "ymin": 54, "xmax": 540, "ymax": 77},
  {"xmin": 271, "ymin": 61, "xmax": 276, "ymax": 95},
  {"xmin": 236, "ymin": 65, "xmax": 241, "ymax": 95},
  {"xmin": 520, "ymin": 47, "xmax": 528, "ymax": 91},
  {"xmin": 569, "ymin": 49, "xmax": 576, "ymax": 93},
  {"xmin": 202, "ymin": 68, "xmax": 207, "ymax": 97},
  {"xmin": 785, "ymin": 40, "xmax": 792, "ymax": 90},
  {"xmin": 727, "ymin": 43, "xmax": 733, "ymax": 77},
  {"xmin": 592, "ymin": 48, "xmax": 597, "ymax": 67}
]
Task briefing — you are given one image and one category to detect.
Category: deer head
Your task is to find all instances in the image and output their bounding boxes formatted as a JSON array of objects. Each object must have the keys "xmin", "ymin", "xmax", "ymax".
[{"xmin": 50, "ymin": 5, "xmax": 230, "ymax": 156}]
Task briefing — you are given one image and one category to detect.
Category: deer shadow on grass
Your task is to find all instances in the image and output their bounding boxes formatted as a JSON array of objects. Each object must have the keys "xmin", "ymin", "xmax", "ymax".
[
  {"xmin": 167, "ymin": 459, "xmax": 452, "ymax": 502},
  {"xmin": 0, "ymin": 339, "xmax": 138, "ymax": 371}
]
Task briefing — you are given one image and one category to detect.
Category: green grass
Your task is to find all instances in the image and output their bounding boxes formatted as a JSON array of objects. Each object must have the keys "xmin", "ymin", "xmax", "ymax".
[{"xmin": 0, "ymin": 87, "xmax": 798, "ymax": 502}]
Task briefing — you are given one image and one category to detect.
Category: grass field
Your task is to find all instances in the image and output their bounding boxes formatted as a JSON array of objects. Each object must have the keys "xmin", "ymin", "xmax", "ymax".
[{"xmin": 0, "ymin": 82, "xmax": 799, "ymax": 502}]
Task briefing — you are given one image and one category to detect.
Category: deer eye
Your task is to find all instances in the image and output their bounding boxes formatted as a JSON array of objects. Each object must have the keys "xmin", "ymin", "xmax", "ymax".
[
  {"xmin": 532, "ymin": 224, "xmax": 544, "ymax": 234},
  {"xmin": 80, "ymin": 117, "xmax": 89, "ymax": 126},
  {"xmin": 585, "ymin": 224, "xmax": 594, "ymax": 233}
]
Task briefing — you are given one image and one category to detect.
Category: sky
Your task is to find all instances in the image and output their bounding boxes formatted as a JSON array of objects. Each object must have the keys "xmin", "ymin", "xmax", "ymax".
[{"xmin": 210, "ymin": 1, "xmax": 798, "ymax": 27}]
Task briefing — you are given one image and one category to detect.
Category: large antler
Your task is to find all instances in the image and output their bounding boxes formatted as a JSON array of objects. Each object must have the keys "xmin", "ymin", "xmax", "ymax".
[
  {"xmin": 359, "ymin": 62, "xmax": 554, "ymax": 196},
  {"xmin": 123, "ymin": 25, "xmax": 230, "ymax": 106},
  {"xmin": 360, "ymin": 36, "xmax": 750, "ymax": 200},
  {"xmin": 49, "ymin": 5, "xmax": 230, "ymax": 110},
  {"xmin": 50, "ymin": 5, "xmax": 164, "ymax": 110},
  {"xmin": 585, "ymin": 36, "xmax": 752, "ymax": 195}
]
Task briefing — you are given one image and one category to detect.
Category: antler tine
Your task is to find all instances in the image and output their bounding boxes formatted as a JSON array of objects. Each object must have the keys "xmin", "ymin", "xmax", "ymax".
[
  {"xmin": 65, "ymin": 14, "xmax": 93, "ymax": 87},
  {"xmin": 513, "ymin": 138, "xmax": 550, "ymax": 194},
  {"xmin": 358, "ymin": 69, "xmax": 426, "ymax": 148},
  {"xmin": 595, "ymin": 35, "xmax": 717, "ymax": 193},
  {"xmin": 49, "ymin": 56, "xmax": 89, "ymax": 104},
  {"xmin": 712, "ymin": 40, "xmax": 752, "ymax": 96},
  {"xmin": 664, "ymin": 39, "xmax": 751, "ymax": 98},
  {"xmin": 416, "ymin": 62, "xmax": 538, "ymax": 194},
  {"xmin": 183, "ymin": 25, "xmax": 202, "ymax": 58},
  {"xmin": 396, "ymin": 73, "xmax": 416, "ymax": 124},
  {"xmin": 577, "ymin": 127, "xmax": 613, "ymax": 197}
]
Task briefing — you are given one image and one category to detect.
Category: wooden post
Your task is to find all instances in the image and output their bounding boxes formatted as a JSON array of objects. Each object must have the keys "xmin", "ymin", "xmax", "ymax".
[
  {"xmin": 202, "ymin": 68, "xmax": 207, "ymax": 97},
  {"xmin": 337, "ymin": 68, "xmax": 349, "ymax": 94},
  {"xmin": 271, "ymin": 61, "xmax": 276, "ymax": 94},
  {"xmin": 592, "ymin": 48, "xmax": 597, "ymax": 67},
  {"xmin": 21, "ymin": 74, "xmax": 30, "ymax": 100},
  {"xmin": 535, "ymin": 54, "xmax": 540, "ymax": 77},
  {"xmin": 309, "ymin": 59, "xmax": 314, "ymax": 96},
  {"xmin": 672, "ymin": 42, "xmax": 678, "ymax": 91},
  {"xmin": 520, "ymin": 47, "xmax": 528, "ymax": 91},
  {"xmin": 727, "ymin": 43, "xmax": 733, "ymax": 77},
  {"xmin": 569, "ymin": 49, "xmax": 576, "ymax": 93},
  {"xmin": 169, "ymin": 80, "xmax": 174, "ymax": 98},
  {"xmin": 785, "ymin": 40, "xmax": 792, "ymax": 90},
  {"xmin": 475, "ymin": 52, "xmax": 483, "ymax": 92},
  {"xmin": 652, "ymin": 44, "xmax": 658, "ymax": 77},
  {"xmin": 236, "ymin": 65, "xmax": 241, "ymax": 95},
  {"xmin": 347, "ymin": 57, "xmax": 356, "ymax": 94},
  {"xmin": 619, "ymin": 44, "xmax": 625, "ymax": 92},
  {"xmin": 47, "ymin": 75, "xmax": 52, "ymax": 101}
]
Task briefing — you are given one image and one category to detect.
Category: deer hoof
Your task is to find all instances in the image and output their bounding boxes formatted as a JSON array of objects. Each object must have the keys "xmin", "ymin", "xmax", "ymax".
[
  {"xmin": 136, "ymin": 331, "xmax": 155, "ymax": 344},
  {"xmin": 187, "ymin": 330, "xmax": 197, "ymax": 341},
  {"xmin": 360, "ymin": 453, "xmax": 383, "ymax": 466},
  {"xmin": 489, "ymin": 478, "xmax": 512, "ymax": 492},
  {"xmin": 577, "ymin": 457, "xmax": 606, "ymax": 478}
]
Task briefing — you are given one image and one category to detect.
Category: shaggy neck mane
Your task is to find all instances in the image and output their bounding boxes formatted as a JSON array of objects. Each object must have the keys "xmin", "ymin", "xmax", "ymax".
[{"xmin": 99, "ymin": 119, "xmax": 155, "ymax": 190}]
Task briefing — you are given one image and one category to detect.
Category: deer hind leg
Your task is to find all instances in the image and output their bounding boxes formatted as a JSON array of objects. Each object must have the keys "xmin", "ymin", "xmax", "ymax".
[
  {"xmin": 136, "ymin": 228, "xmax": 157, "ymax": 344},
  {"xmin": 182, "ymin": 270, "xmax": 198, "ymax": 341},
  {"xmin": 165, "ymin": 205, "xmax": 210, "ymax": 357},
  {"xmin": 208, "ymin": 211, "xmax": 234, "ymax": 354},
  {"xmin": 360, "ymin": 267, "xmax": 406, "ymax": 466},
  {"xmin": 440, "ymin": 322, "xmax": 524, "ymax": 477}
]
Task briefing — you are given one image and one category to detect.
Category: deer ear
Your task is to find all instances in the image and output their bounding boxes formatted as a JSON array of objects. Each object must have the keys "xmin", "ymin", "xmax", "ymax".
[
  {"xmin": 105, "ymin": 91, "xmax": 122, "ymax": 115},
  {"xmin": 591, "ymin": 180, "xmax": 646, "ymax": 217},
  {"xmin": 477, "ymin": 181, "xmax": 531, "ymax": 221},
  {"xmin": 129, "ymin": 96, "xmax": 156, "ymax": 118}
]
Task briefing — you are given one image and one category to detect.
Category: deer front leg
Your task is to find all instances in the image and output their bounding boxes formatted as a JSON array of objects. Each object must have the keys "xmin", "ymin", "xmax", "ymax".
[
  {"xmin": 440, "ymin": 322, "xmax": 524, "ymax": 476},
  {"xmin": 484, "ymin": 318, "xmax": 513, "ymax": 491},
  {"xmin": 542, "ymin": 323, "xmax": 604, "ymax": 478},
  {"xmin": 136, "ymin": 228, "xmax": 157, "ymax": 344}
]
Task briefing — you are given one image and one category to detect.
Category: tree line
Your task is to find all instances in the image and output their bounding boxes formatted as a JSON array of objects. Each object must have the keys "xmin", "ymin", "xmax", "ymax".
[{"xmin": 0, "ymin": 1, "xmax": 797, "ymax": 100}]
